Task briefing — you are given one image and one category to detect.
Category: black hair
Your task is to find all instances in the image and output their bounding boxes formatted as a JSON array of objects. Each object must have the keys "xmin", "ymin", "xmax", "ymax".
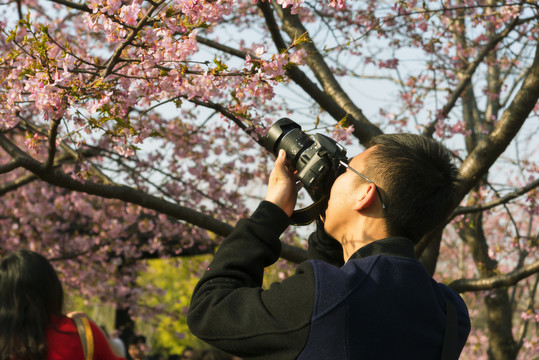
[
  {"xmin": 365, "ymin": 134, "xmax": 460, "ymax": 243},
  {"xmin": 0, "ymin": 249, "xmax": 64, "ymax": 360},
  {"xmin": 128, "ymin": 333, "xmax": 147, "ymax": 345}
]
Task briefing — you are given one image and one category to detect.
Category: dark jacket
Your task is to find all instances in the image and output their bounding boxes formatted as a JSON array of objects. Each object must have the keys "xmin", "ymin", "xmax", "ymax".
[{"xmin": 187, "ymin": 201, "xmax": 470, "ymax": 359}]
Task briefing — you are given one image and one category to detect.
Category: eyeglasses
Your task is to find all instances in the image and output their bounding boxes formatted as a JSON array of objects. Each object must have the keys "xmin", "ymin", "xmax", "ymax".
[{"xmin": 339, "ymin": 160, "xmax": 387, "ymax": 209}]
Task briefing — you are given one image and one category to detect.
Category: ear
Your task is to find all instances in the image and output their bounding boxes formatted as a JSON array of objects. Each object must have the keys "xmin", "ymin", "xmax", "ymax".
[{"xmin": 352, "ymin": 183, "xmax": 377, "ymax": 211}]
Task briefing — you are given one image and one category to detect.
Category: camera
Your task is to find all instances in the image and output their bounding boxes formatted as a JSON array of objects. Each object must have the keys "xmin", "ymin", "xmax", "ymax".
[{"xmin": 263, "ymin": 118, "xmax": 348, "ymax": 224}]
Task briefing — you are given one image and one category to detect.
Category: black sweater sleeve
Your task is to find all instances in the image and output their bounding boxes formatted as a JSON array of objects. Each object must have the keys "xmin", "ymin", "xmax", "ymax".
[{"xmin": 187, "ymin": 201, "xmax": 315, "ymax": 360}]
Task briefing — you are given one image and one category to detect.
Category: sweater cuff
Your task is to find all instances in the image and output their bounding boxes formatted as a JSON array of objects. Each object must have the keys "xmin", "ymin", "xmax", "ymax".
[{"xmin": 250, "ymin": 201, "xmax": 290, "ymax": 236}]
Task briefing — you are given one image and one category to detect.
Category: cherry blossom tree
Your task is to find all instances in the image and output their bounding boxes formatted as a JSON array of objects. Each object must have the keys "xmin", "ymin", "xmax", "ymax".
[{"xmin": 0, "ymin": 0, "xmax": 537, "ymax": 358}]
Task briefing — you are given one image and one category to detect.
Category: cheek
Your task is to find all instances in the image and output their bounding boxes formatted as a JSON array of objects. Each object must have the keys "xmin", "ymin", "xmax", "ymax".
[
  {"xmin": 326, "ymin": 185, "xmax": 339, "ymax": 211},
  {"xmin": 324, "ymin": 187, "xmax": 345, "ymax": 237},
  {"xmin": 329, "ymin": 173, "xmax": 350, "ymax": 200},
  {"xmin": 326, "ymin": 179, "xmax": 344, "ymax": 216},
  {"xmin": 329, "ymin": 174, "xmax": 345, "ymax": 197}
]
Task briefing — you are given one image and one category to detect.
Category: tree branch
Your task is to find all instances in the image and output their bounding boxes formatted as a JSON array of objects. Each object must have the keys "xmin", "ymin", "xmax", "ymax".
[
  {"xmin": 0, "ymin": 133, "xmax": 307, "ymax": 263},
  {"xmin": 0, "ymin": 159, "xmax": 20, "ymax": 174},
  {"xmin": 196, "ymin": 36, "xmax": 248, "ymax": 59},
  {"xmin": 211, "ymin": 4, "xmax": 351, "ymax": 136},
  {"xmin": 45, "ymin": 118, "xmax": 61, "ymax": 170},
  {"xmin": 422, "ymin": 16, "xmax": 524, "ymax": 137},
  {"xmin": 516, "ymin": 274, "xmax": 538, "ymax": 351},
  {"xmin": 449, "ymin": 260, "xmax": 539, "ymax": 292},
  {"xmin": 198, "ymin": 17, "xmax": 382, "ymax": 148},
  {"xmin": 46, "ymin": 0, "xmax": 91, "ymax": 13},
  {"xmin": 0, "ymin": 173, "xmax": 38, "ymax": 196},
  {"xmin": 19, "ymin": 119, "xmax": 115, "ymax": 185},
  {"xmin": 0, "ymin": 132, "xmax": 234, "ymax": 234},
  {"xmin": 102, "ymin": 2, "xmax": 160, "ymax": 78},
  {"xmin": 451, "ymin": 178, "xmax": 539, "ymax": 218},
  {"xmin": 188, "ymin": 97, "xmax": 251, "ymax": 133},
  {"xmin": 260, "ymin": 1, "xmax": 382, "ymax": 146},
  {"xmin": 457, "ymin": 40, "xmax": 539, "ymax": 200}
]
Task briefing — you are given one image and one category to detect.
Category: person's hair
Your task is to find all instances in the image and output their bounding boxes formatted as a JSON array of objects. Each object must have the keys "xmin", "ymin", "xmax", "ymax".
[
  {"xmin": 364, "ymin": 134, "xmax": 460, "ymax": 243},
  {"xmin": 128, "ymin": 333, "xmax": 147, "ymax": 345},
  {"xmin": 0, "ymin": 249, "xmax": 64, "ymax": 360}
]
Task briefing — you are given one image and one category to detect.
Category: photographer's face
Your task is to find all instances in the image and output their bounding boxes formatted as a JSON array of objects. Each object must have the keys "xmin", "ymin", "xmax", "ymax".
[{"xmin": 324, "ymin": 147, "xmax": 376, "ymax": 239}]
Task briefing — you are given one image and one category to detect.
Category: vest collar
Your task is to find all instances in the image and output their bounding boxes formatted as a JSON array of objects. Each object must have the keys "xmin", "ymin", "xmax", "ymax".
[{"xmin": 349, "ymin": 237, "xmax": 416, "ymax": 261}]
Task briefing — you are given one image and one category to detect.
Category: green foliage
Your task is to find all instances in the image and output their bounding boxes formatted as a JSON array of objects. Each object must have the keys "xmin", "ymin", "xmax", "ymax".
[
  {"xmin": 213, "ymin": 55, "xmax": 229, "ymax": 72},
  {"xmin": 136, "ymin": 256, "xmax": 211, "ymax": 354},
  {"xmin": 64, "ymin": 293, "xmax": 117, "ymax": 336},
  {"xmin": 136, "ymin": 250, "xmax": 299, "ymax": 354}
]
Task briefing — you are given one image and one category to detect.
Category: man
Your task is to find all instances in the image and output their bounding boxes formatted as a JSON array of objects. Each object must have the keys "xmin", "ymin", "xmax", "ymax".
[{"xmin": 187, "ymin": 134, "xmax": 471, "ymax": 359}]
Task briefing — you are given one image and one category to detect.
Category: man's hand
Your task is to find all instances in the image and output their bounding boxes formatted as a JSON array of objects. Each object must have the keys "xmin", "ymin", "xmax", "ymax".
[{"xmin": 265, "ymin": 149, "xmax": 298, "ymax": 217}]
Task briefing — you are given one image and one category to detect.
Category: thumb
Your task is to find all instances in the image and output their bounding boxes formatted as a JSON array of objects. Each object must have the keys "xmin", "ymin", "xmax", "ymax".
[
  {"xmin": 274, "ymin": 149, "xmax": 295, "ymax": 179},
  {"xmin": 275, "ymin": 149, "xmax": 286, "ymax": 167}
]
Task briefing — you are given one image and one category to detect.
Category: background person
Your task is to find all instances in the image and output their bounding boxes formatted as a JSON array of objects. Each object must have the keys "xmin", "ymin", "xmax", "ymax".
[
  {"xmin": 126, "ymin": 334, "xmax": 147, "ymax": 360},
  {"xmin": 187, "ymin": 134, "xmax": 471, "ymax": 359},
  {"xmin": 0, "ymin": 249, "xmax": 126, "ymax": 360},
  {"xmin": 99, "ymin": 324, "xmax": 128, "ymax": 358},
  {"xmin": 178, "ymin": 347, "xmax": 195, "ymax": 360}
]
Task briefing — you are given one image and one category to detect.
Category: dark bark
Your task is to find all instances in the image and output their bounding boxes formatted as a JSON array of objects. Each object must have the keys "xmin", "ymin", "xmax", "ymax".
[
  {"xmin": 0, "ymin": 133, "xmax": 309, "ymax": 263},
  {"xmin": 458, "ymin": 41, "xmax": 539, "ymax": 200},
  {"xmin": 459, "ymin": 210, "xmax": 518, "ymax": 360},
  {"xmin": 260, "ymin": 1, "xmax": 383, "ymax": 146},
  {"xmin": 417, "ymin": 228, "xmax": 442, "ymax": 276},
  {"xmin": 450, "ymin": 261, "xmax": 539, "ymax": 292}
]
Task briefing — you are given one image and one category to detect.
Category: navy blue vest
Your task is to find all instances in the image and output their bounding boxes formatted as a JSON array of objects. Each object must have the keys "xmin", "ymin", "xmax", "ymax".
[{"xmin": 297, "ymin": 239, "xmax": 469, "ymax": 359}]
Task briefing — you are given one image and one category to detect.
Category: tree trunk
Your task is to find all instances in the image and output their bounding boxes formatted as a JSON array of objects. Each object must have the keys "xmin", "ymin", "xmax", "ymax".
[
  {"xmin": 484, "ymin": 289, "xmax": 518, "ymax": 360},
  {"xmin": 417, "ymin": 229, "xmax": 442, "ymax": 276},
  {"xmin": 459, "ymin": 210, "xmax": 518, "ymax": 360}
]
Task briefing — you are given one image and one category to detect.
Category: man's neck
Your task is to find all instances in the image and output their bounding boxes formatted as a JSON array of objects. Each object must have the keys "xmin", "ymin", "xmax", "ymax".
[{"xmin": 339, "ymin": 217, "xmax": 389, "ymax": 262}]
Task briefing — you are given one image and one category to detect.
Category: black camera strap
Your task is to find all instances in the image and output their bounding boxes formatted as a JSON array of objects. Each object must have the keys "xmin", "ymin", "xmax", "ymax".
[
  {"xmin": 290, "ymin": 196, "xmax": 328, "ymax": 226},
  {"xmin": 441, "ymin": 296, "xmax": 458, "ymax": 360}
]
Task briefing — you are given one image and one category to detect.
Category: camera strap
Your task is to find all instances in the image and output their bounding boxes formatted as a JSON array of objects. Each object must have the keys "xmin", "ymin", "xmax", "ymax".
[
  {"xmin": 290, "ymin": 196, "xmax": 328, "ymax": 226},
  {"xmin": 441, "ymin": 296, "xmax": 458, "ymax": 360}
]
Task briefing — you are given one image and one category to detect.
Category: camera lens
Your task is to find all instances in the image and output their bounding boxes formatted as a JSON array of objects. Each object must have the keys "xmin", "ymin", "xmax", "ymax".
[{"xmin": 277, "ymin": 128, "xmax": 313, "ymax": 168}]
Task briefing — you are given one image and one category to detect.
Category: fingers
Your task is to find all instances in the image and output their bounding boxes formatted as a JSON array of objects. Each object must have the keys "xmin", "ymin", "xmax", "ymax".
[{"xmin": 265, "ymin": 150, "xmax": 298, "ymax": 217}]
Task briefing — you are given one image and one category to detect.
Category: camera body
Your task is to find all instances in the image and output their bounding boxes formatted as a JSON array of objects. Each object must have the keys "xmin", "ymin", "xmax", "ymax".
[{"xmin": 263, "ymin": 118, "xmax": 348, "ymax": 203}]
